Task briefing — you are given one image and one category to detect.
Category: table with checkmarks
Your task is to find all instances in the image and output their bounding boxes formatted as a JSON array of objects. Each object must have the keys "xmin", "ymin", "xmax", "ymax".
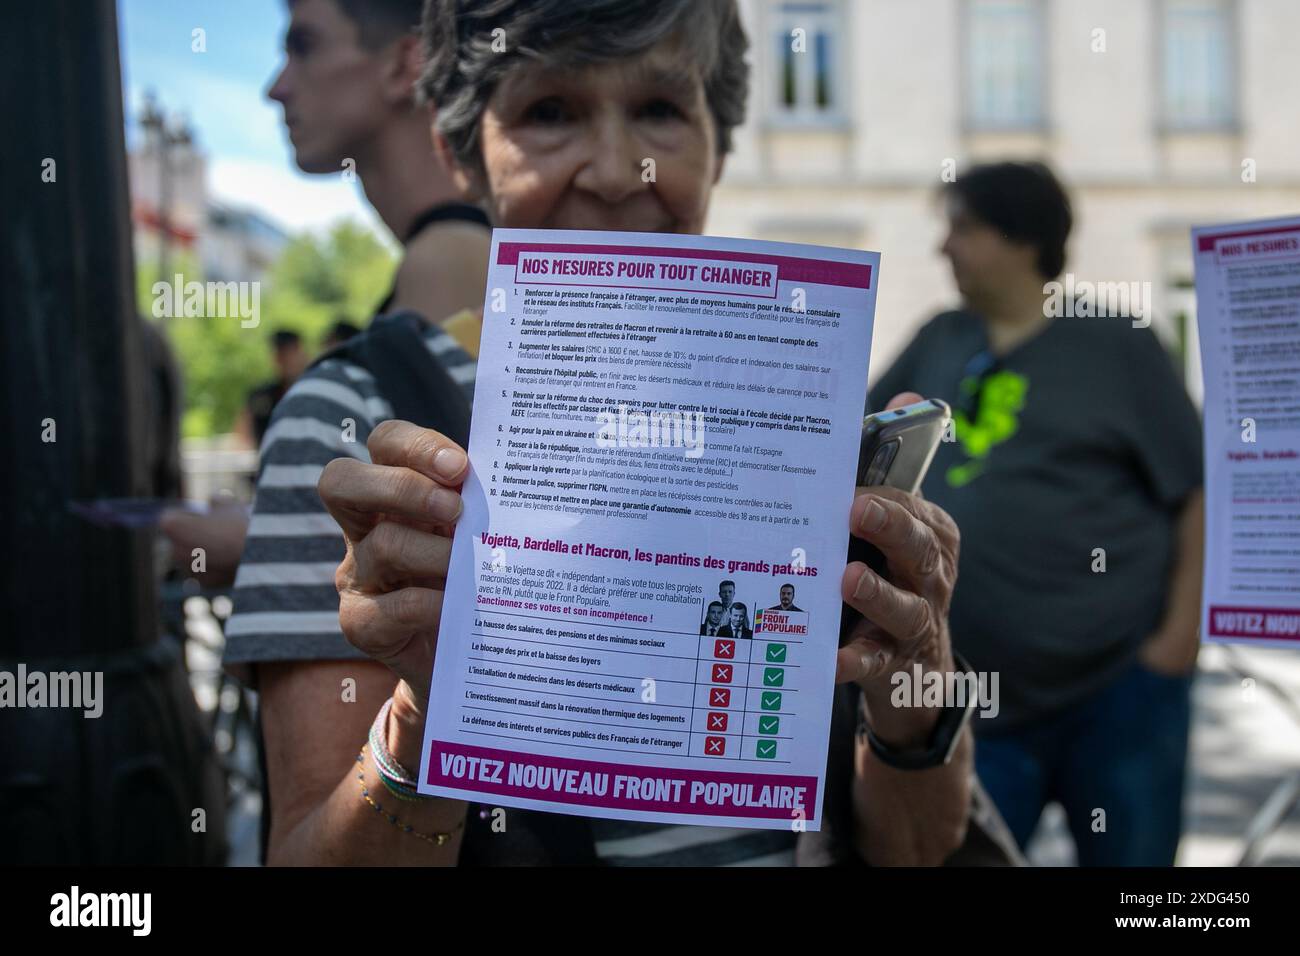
[{"xmin": 416, "ymin": 228, "xmax": 881, "ymax": 830}]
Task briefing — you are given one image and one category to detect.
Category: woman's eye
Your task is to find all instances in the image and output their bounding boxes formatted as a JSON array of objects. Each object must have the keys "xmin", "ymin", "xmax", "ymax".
[
  {"xmin": 524, "ymin": 98, "xmax": 569, "ymax": 124},
  {"xmin": 639, "ymin": 98, "xmax": 684, "ymax": 121}
]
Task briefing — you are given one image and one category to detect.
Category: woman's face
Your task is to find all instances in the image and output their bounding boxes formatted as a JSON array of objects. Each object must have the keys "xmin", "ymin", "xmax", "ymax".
[{"xmin": 443, "ymin": 39, "xmax": 725, "ymax": 234}]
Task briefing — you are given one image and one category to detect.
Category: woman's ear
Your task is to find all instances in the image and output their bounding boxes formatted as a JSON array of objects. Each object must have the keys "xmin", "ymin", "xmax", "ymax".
[
  {"xmin": 712, "ymin": 151, "xmax": 728, "ymax": 186},
  {"xmin": 431, "ymin": 121, "xmax": 486, "ymax": 202}
]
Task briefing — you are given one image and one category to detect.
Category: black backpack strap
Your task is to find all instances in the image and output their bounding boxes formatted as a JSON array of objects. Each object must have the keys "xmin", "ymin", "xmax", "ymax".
[{"xmin": 311, "ymin": 311, "xmax": 473, "ymax": 446}]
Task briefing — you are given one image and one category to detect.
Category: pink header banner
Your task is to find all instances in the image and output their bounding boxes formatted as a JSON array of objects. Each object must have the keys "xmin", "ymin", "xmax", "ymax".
[{"xmin": 497, "ymin": 241, "xmax": 873, "ymax": 291}]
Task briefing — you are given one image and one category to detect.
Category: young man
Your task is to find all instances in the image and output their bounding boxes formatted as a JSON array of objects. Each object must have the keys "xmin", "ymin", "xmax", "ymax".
[
  {"xmin": 223, "ymin": 0, "xmax": 488, "ymax": 759},
  {"xmin": 266, "ymin": 0, "xmax": 490, "ymax": 318},
  {"xmin": 869, "ymin": 162, "xmax": 1204, "ymax": 866}
]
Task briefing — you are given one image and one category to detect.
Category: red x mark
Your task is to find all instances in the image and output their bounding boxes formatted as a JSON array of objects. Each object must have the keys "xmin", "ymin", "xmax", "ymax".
[
  {"xmin": 705, "ymin": 736, "xmax": 726, "ymax": 755},
  {"xmin": 714, "ymin": 639, "xmax": 735, "ymax": 659},
  {"xmin": 710, "ymin": 688, "xmax": 731, "ymax": 707},
  {"xmin": 712, "ymin": 664, "xmax": 733, "ymax": 683},
  {"xmin": 707, "ymin": 711, "xmax": 728, "ymax": 732}
]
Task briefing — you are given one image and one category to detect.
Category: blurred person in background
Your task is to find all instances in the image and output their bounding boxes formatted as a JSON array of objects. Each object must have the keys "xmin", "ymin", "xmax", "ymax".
[
  {"xmin": 321, "ymin": 318, "xmax": 362, "ymax": 350},
  {"xmin": 168, "ymin": 0, "xmax": 492, "ymax": 591},
  {"xmin": 237, "ymin": 329, "xmax": 309, "ymax": 450},
  {"xmin": 267, "ymin": 0, "xmax": 490, "ymax": 318},
  {"xmin": 868, "ymin": 161, "xmax": 1204, "ymax": 865}
]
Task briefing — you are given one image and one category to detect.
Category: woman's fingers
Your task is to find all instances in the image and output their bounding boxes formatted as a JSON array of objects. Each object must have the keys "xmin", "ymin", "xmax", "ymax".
[
  {"xmin": 366, "ymin": 419, "xmax": 468, "ymax": 485},
  {"xmin": 351, "ymin": 520, "xmax": 453, "ymax": 591},
  {"xmin": 840, "ymin": 560, "xmax": 936, "ymax": 650},
  {"xmin": 338, "ymin": 585, "xmax": 443, "ymax": 691},
  {"xmin": 883, "ymin": 390, "xmax": 923, "ymax": 411},
  {"xmin": 319, "ymin": 457, "xmax": 462, "ymax": 542},
  {"xmin": 849, "ymin": 489, "xmax": 947, "ymax": 586}
]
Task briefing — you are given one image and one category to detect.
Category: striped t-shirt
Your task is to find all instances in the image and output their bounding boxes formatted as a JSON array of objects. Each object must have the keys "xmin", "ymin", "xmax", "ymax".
[{"xmin": 223, "ymin": 316, "xmax": 795, "ymax": 866}]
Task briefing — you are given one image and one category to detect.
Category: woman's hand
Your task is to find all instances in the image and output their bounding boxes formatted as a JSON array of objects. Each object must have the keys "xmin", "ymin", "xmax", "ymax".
[
  {"xmin": 833, "ymin": 393, "xmax": 962, "ymax": 748},
  {"xmin": 317, "ymin": 420, "xmax": 469, "ymax": 767}
]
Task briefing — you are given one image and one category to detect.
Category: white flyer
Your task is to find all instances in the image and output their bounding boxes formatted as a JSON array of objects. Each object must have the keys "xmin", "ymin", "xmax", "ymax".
[
  {"xmin": 417, "ymin": 229, "xmax": 878, "ymax": 830},
  {"xmin": 1192, "ymin": 215, "xmax": 1300, "ymax": 647}
]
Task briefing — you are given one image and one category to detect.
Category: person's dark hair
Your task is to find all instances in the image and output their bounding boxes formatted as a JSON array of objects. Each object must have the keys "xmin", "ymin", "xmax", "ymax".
[
  {"xmin": 720, "ymin": 579, "xmax": 735, "ymax": 590},
  {"xmin": 289, "ymin": 0, "xmax": 423, "ymax": 50},
  {"xmin": 707, "ymin": 601, "xmax": 723, "ymax": 611},
  {"xmin": 325, "ymin": 319, "xmax": 362, "ymax": 344},
  {"xmin": 418, "ymin": 0, "xmax": 750, "ymax": 169},
  {"xmin": 271, "ymin": 329, "xmax": 302, "ymax": 350},
  {"xmin": 946, "ymin": 161, "xmax": 1073, "ymax": 279},
  {"xmin": 781, "ymin": 583, "xmax": 793, "ymax": 591}
]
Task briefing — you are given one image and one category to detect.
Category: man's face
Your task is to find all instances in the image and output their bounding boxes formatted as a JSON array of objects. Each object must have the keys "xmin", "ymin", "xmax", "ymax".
[
  {"xmin": 706, "ymin": 605, "xmax": 723, "ymax": 626},
  {"xmin": 729, "ymin": 606, "xmax": 744, "ymax": 629},
  {"xmin": 273, "ymin": 341, "xmax": 308, "ymax": 381},
  {"xmin": 779, "ymin": 586, "xmax": 794, "ymax": 609},
  {"xmin": 454, "ymin": 38, "xmax": 724, "ymax": 233},
  {"xmin": 939, "ymin": 196, "xmax": 1038, "ymax": 307},
  {"xmin": 719, "ymin": 583, "xmax": 734, "ymax": 605},
  {"xmin": 267, "ymin": 0, "xmax": 395, "ymax": 173}
]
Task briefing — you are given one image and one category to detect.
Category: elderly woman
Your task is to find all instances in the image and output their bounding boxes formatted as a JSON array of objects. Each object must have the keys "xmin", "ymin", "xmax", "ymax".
[{"xmin": 243, "ymin": 0, "xmax": 1011, "ymax": 866}]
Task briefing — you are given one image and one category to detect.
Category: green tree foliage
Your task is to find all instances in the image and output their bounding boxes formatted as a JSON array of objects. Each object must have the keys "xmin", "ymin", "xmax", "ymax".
[{"xmin": 138, "ymin": 222, "xmax": 396, "ymax": 437}]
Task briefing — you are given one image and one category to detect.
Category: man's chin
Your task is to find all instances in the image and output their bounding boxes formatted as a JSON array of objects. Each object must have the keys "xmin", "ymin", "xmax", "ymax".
[{"xmin": 290, "ymin": 147, "xmax": 345, "ymax": 176}]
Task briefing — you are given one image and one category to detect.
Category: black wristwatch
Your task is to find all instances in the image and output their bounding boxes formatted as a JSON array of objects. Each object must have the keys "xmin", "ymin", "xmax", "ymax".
[{"xmin": 857, "ymin": 651, "xmax": 977, "ymax": 770}]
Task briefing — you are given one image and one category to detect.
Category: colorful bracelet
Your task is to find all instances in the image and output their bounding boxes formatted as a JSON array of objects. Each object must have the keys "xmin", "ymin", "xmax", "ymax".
[
  {"xmin": 356, "ymin": 745, "xmax": 463, "ymax": 847},
  {"xmin": 368, "ymin": 697, "xmax": 427, "ymax": 801}
]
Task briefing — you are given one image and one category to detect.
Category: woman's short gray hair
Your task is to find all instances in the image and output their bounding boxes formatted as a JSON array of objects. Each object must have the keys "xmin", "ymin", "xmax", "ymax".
[{"xmin": 419, "ymin": 0, "xmax": 750, "ymax": 169}]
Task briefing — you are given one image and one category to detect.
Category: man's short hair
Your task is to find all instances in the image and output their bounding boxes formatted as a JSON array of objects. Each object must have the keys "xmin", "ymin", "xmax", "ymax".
[
  {"xmin": 271, "ymin": 329, "xmax": 302, "ymax": 350},
  {"xmin": 290, "ymin": 0, "xmax": 423, "ymax": 50},
  {"xmin": 707, "ymin": 601, "xmax": 723, "ymax": 611},
  {"xmin": 945, "ymin": 161, "xmax": 1073, "ymax": 279},
  {"xmin": 418, "ymin": 0, "xmax": 750, "ymax": 170},
  {"xmin": 720, "ymin": 580, "xmax": 736, "ymax": 590},
  {"xmin": 326, "ymin": 319, "xmax": 362, "ymax": 343},
  {"xmin": 781, "ymin": 583, "xmax": 794, "ymax": 592}
]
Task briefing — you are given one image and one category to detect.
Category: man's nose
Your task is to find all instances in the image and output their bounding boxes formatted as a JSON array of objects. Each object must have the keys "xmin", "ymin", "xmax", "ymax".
[
  {"xmin": 573, "ymin": 113, "xmax": 647, "ymax": 205},
  {"xmin": 266, "ymin": 65, "xmax": 290, "ymax": 104}
]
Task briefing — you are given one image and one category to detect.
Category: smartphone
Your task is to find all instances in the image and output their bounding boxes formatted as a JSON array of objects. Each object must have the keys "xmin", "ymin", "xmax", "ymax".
[{"xmin": 841, "ymin": 398, "xmax": 951, "ymax": 642}]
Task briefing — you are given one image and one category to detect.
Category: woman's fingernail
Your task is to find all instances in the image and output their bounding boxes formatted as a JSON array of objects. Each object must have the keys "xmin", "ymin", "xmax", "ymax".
[
  {"xmin": 853, "ymin": 566, "xmax": 878, "ymax": 600},
  {"xmin": 859, "ymin": 497, "xmax": 887, "ymax": 533},
  {"xmin": 433, "ymin": 447, "xmax": 467, "ymax": 481},
  {"xmin": 429, "ymin": 487, "xmax": 462, "ymax": 521}
]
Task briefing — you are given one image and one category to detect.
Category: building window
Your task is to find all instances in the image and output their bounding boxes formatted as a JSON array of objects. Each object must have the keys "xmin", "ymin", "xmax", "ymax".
[
  {"xmin": 1162, "ymin": 0, "xmax": 1235, "ymax": 130},
  {"xmin": 771, "ymin": 1, "xmax": 843, "ymax": 123},
  {"xmin": 965, "ymin": 0, "xmax": 1045, "ymax": 130}
]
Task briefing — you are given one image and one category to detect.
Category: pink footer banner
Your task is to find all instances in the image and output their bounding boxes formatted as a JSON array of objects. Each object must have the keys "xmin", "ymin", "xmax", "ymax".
[
  {"xmin": 425, "ymin": 740, "xmax": 817, "ymax": 820},
  {"xmin": 1208, "ymin": 606, "xmax": 1300, "ymax": 640}
]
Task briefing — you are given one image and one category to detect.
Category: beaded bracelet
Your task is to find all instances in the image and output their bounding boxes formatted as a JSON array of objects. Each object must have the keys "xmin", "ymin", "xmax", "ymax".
[
  {"xmin": 368, "ymin": 697, "xmax": 427, "ymax": 801},
  {"xmin": 356, "ymin": 745, "xmax": 463, "ymax": 847}
]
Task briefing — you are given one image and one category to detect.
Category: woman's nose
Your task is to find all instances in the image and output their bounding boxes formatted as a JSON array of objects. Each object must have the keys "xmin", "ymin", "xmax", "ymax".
[{"xmin": 572, "ymin": 114, "xmax": 648, "ymax": 205}]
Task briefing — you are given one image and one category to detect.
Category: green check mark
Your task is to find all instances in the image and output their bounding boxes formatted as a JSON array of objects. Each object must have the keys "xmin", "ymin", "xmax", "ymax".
[
  {"xmin": 756, "ymin": 739, "xmax": 777, "ymax": 759},
  {"xmin": 759, "ymin": 715, "xmax": 780, "ymax": 735},
  {"xmin": 763, "ymin": 667, "xmax": 785, "ymax": 687},
  {"xmin": 765, "ymin": 643, "xmax": 787, "ymax": 663},
  {"xmin": 761, "ymin": 691, "xmax": 782, "ymax": 711}
]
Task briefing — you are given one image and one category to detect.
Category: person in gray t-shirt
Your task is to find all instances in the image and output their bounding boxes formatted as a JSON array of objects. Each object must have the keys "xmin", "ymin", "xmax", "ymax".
[{"xmin": 870, "ymin": 162, "xmax": 1204, "ymax": 866}]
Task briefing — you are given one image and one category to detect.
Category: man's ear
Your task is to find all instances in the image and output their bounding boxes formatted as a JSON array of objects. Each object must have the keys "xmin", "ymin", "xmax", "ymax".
[
  {"xmin": 385, "ymin": 33, "xmax": 425, "ymax": 105},
  {"xmin": 431, "ymin": 121, "xmax": 486, "ymax": 202}
]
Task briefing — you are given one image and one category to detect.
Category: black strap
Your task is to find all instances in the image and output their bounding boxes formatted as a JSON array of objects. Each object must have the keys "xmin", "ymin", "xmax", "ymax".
[
  {"xmin": 376, "ymin": 202, "xmax": 491, "ymax": 316},
  {"xmin": 403, "ymin": 202, "xmax": 490, "ymax": 244}
]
